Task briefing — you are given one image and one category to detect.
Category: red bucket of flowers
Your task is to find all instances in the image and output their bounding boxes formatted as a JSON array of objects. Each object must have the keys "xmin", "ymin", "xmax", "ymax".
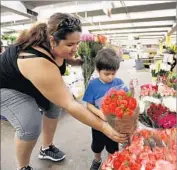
[{"xmin": 101, "ymin": 89, "xmax": 139, "ymax": 135}]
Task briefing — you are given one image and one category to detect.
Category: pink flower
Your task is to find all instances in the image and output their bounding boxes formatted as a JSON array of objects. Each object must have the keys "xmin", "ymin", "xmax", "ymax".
[
  {"xmin": 80, "ymin": 34, "xmax": 95, "ymax": 42},
  {"xmin": 153, "ymin": 160, "xmax": 176, "ymax": 170},
  {"xmin": 157, "ymin": 114, "xmax": 176, "ymax": 128},
  {"xmin": 149, "ymin": 90, "xmax": 154, "ymax": 96}
]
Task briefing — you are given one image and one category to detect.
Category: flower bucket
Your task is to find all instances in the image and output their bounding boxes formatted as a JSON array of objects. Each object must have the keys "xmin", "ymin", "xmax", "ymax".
[{"xmin": 135, "ymin": 59, "xmax": 144, "ymax": 70}]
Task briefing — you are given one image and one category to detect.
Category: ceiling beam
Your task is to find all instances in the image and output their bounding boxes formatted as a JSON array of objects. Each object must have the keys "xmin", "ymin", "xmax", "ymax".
[
  {"xmin": 167, "ymin": 23, "xmax": 177, "ymax": 36},
  {"xmin": 90, "ymin": 25, "xmax": 172, "ymax": 32},
  {"xmin": 92, "ymin": 30, "xmax": 167, "ymax": 35},
  {"xmin": 139, "ymin": 37, "xmax": 163, "ymax": 39},
  {"xmin": 20, "ymin": 1, "xmax": 35, "ymax": 10},
  {"xmin": 111, "ymin": 36, "xmax": 162, "ymax": 40},
  {"xmin": 108, "ymin": 34, "xmax": 165, "ymax": 38},
  {"xmin": 1, "ymin": 1, "xmax": 37, "ymax": 20},
  {"xmin": 22, "ymin": 1, "xmax": 68, "ymax": 8},
  {"xmin": 82, "ymin": 16, "xmax": 175, "ymax": 26},
  {"xmin": 162, "ymin": 2, "xmax": 177, "ymax": 42},
  {"xmin": 1, "ymin": 19, "xmax": 34, "ymax": 28},
  {"xmin": 77, "ymin": 2, "xmax": 176, "ymax": 18},
  {"xmin": 162, "ymin": 23, "xmax": 177, "ymax": 42}
]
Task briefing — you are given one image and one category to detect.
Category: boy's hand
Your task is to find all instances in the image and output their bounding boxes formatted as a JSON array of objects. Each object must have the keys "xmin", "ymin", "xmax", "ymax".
[
  {"xmin": 101, "ymin": 122, "xmax": 129, "ymax": 143},
  {"xmin": 98, "ymin": 110, "xmax": 107, "ymax": 122}
]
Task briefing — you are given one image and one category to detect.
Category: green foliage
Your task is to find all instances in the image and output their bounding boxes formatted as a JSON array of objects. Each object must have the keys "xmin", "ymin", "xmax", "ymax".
[
  {"xmin": 151, "ymin": 69, "xmax": 169, "ymax": 78},
  {"xmin": 167, "ymin": 45, "xmax": 177, "ymax": 54},
  {"xmin": 78, "ymin": 41, "xmax": 104, "ymax": 87},
  {"xmin": 1, "ymin": 34, "xmax": 17, "ymax": 44},
  {"xmin": 2, "ymin": 34, "xmax": 10, "ymax": 40},
  {"xmin": 167, "ymin": 72, "xmax": 177, "ymax": 90},
  {"xmin": 64, "ymin": 67, "xmax": 70, "ymax": 76}
]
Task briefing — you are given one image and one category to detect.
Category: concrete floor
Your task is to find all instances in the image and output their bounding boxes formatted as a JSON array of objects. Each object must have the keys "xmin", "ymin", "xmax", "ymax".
[{"xmin": 1, "ymin": 59, "xmax": 152, "ymax": 170}]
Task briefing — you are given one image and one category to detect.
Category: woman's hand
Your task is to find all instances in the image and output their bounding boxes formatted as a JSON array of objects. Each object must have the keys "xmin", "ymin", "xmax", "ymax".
[{"xmin": 101, "ymin": 122, "xmax": 129, "ymax": 143}]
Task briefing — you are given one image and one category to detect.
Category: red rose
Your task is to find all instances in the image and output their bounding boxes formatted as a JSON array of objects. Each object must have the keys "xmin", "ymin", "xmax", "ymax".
[
  {"xmin": 126, "ymin": 108, "xmax": 134, "ymax": 116},
  {"xmin": 130, "ymin": 161, "xmax": 141, "ymax": 170},
  {"xmin": 127, "ymin": 97, "xmax": 137, "ymax": 110},
  {"xmin": 145, "ymin": 161, "xmax": 155, "ymax": 170},
  {"xmin": 119, "ymin": 100, "xmax": 128, "ymax": 108},
  {"xmin": 102, "ymin": 104, "xmax": 109, "ymax": 114},
  {"xmin": 116, "ymin": 89, "xmax": 126, "ymax": 96},
  {"xmin": 104, "ymin": 97, "xmax": 111, "ymax": 105},
  {"xmin": 115, "ymin": 107, "xmax": 124, "ymax": 118},
  {"xmin": 109, "ymin": 102, "xmax": 117, "ymax": 113}
]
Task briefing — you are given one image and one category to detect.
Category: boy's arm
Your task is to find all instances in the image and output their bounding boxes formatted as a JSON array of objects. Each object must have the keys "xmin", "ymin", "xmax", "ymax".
[{"xmin": 87, "ymin": 103, "xmax": 107, "ymax": 121}]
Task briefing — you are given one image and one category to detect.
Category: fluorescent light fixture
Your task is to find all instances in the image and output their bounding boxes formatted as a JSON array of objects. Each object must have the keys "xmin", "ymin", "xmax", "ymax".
[
  {"xmin": 2, "ymin": 24, "xmax": 32, "ymax": 32},
  {"xmin": 110, "ymin": 36, "xmax": 163, "ymax": 39},
  {"xmin": 133, "ymin": 21, "xmax": 174, "ymax": 27},
  {"xmin": 1, "ymin": 13, "xmax": 28, "ymax": 23},
  {"xmin": 125, "ymin": 1, "xmax": 173, "ymax": 7},
  {"xmin": 36, "ymin": 1, "xmax": 121, "ymax": 19},
  {"xmin": 92, "ymin": 27, "xmax": 170, "ymax": 34},
  {"xmin": 105, "ymin": 32, "xmax": 166, "ymax": 36},
  {"xmin": 81, "ymin": 9, "xmax": 175, "ymax": 24},
  {"xmin": 83, "ymin": 23, "xmax": 132, "ymax": 30},
  {"xmin": 84, "ymin": 21, "xmax": 173, "ymax": 31},
  {"xmin": 130, "ymin": 9, "xmax": 175, "ymax": 19}
]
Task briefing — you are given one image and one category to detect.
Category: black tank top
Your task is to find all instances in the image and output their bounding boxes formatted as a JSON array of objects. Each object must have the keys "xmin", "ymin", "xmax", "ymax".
[{"xmin": 0, "ymin": 45, "xmax": 66, "ymax": 110}]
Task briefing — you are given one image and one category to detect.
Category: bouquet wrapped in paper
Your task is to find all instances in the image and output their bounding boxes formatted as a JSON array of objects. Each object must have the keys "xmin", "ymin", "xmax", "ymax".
[{"xmin": 101, "ymin": 88, "xmax": 139, "ymax": 135}]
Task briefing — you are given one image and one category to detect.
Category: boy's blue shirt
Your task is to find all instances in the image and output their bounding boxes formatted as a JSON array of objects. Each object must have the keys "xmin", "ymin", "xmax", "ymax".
[{"xmin": 83, "ymin": 78, "xmax": 129, "ymax": 109}]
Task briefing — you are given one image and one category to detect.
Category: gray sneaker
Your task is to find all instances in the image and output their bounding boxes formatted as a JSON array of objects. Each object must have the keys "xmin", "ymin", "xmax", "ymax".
[
  {"xmin": 38, "ymin": 144, "xmax": 66, "ymax": 162},
  {"xmin": 90, "ymin": 159, "xmax": 102, "ymax": 170},
  {"xmin": 17, "ymin": 166, "xmax": 33, "ymax": 170}
]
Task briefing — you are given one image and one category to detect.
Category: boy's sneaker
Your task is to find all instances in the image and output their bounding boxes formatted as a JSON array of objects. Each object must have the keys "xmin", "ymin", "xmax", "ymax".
[
  {"xmin": 17, "ymin": 166, "xmax": 33, "ymax": 170},
  {"xmin": 90, "ymin": 159, "xmax": 102, "ymax": 170},
  {"xmin": 38, "ymin": 144, "xmax": 66, "ymax": 162}
]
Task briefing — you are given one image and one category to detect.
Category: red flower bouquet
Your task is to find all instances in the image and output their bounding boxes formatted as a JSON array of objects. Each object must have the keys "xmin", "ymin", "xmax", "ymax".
[{"xmin": 101, "ymin": 89, "xmax": 139, "ymax": 135}]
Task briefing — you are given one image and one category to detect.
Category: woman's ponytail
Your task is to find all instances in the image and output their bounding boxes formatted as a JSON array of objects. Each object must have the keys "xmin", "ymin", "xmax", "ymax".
[{"xmin": 16, "ymin": 23, "xmax": 50, "ymax": 50}]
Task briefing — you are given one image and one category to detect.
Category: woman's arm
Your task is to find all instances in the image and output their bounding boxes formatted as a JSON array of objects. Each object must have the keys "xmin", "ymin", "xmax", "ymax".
[{"xmin": 17, "ymin": 58, "xmax": 128, "ymax": 143}]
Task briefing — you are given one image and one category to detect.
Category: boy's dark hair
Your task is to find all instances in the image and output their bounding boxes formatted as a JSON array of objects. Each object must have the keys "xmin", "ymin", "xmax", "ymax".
[{"xmin": 95, "ymin": 48, "xmax": 120, "ymax": 71}]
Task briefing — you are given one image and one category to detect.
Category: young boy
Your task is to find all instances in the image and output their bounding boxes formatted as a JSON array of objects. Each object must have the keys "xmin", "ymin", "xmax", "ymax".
[{"xmin": 83, "ymin": 48, "xmax": 129, "ymax": 170}]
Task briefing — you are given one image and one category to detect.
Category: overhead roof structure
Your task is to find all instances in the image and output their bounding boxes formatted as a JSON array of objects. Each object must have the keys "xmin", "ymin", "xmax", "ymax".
[{"xmin": 1, "ymin": 1, "xmax": 177, "ymax": 46}]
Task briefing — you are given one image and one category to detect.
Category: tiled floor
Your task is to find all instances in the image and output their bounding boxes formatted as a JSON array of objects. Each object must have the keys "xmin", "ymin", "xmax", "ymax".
[{"xmin": 1, "ymin": 59, "xmax": 152, "ymax": 170}]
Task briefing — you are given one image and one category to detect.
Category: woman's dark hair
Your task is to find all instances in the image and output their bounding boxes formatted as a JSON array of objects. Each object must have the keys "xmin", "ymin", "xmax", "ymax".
[
  {"xmin": 16, "ymin": 13, "xmax": 82, "ymax": 50},
  {"xmin": 95, "ymin": 48, "xmax": 120, "ymax": 71},
  {"xmin": 48, "ymin": 13, "xmax": 82, "ymax": 43}
]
